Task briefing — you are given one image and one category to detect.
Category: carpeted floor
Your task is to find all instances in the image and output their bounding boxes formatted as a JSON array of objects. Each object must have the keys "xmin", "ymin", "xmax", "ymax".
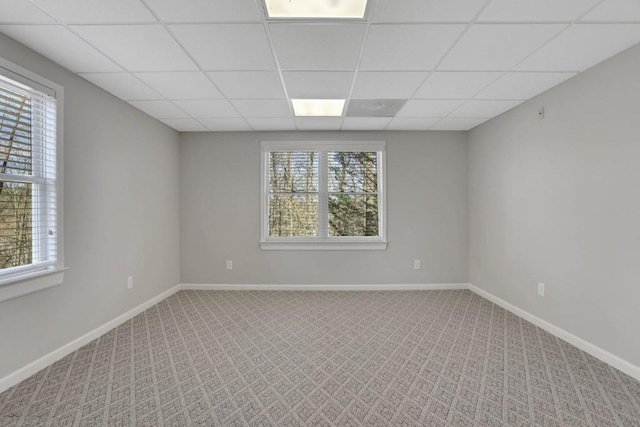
[{"xmin": 0, "ymin": 290, "xmax": 639, "ymax": 426}]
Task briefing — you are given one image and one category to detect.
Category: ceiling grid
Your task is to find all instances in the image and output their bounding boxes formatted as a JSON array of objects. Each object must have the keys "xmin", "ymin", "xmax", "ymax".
[{"xmin": 0, "ymin": 0, "xmax": 638, "ymax": 131}]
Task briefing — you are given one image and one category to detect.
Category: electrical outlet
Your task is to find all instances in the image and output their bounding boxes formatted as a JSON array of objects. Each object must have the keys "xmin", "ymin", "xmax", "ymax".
[
  {"xmin": 127, "ymin": 276, "xmax": 133, "ymax": 290},
  {"xmin": 538, "ymin": 283, "xmax": 545, "ymax": 297},
  {"xmin": 414, "ymin": 260, "xmax": 421, "ymax": 270},
  {"xmin": 226, "ymin": 260, "xmax": 233, "ymax": 270}
]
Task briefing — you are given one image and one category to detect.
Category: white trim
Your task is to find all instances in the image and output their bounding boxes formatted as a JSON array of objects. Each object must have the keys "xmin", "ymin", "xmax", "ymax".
[
  {"xmin": 261, "ymin": 141, "xmax": 387, "ymax": 247},
  {"xmin": 468, "ymin": 284, "xmax": 640, "ymax": 382},
  {"xmin": 179, "ymin": 283, "xmax": 469, "ymax": 291},
  {"xmin": 0, "ymin": 57, "xmax": 65, "ymax": 285},
  {"xmin": 3, "ymin": 282, "xmax": 638, "ymax": 395},
  {"xmin": 0, "ymin": 58, "xmax": 58, "ymax": 97},
  {"xmin": 259, "ymin": 240, "xmax": 387, "ymax": 250},
  {"xmin": 0, "ymin": 268, "xmax": 66, "ymax": 302},
  {"xmin": 262, "ymin": 140, "xmax": 386, "ymax": 152},
  {"xmin": 0, "ymin": 261, "xmax": 57, "ymax": 283},
  {"xmin": 0, "ymin": 284, "xmax": 180, "ymax": 393}
]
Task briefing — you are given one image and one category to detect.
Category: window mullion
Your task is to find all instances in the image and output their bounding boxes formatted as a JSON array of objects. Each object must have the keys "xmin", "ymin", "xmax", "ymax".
[
  {"xmin": 318, "ymin": 151, "xmax": 328, "ymax": 239},
  {"xmin": 260, "ymin": 142, "xmax": 387, "ymax": 249},
  {"xmin": 0, "ymin": 58, "xmax": 63, "ymax": 290},
  {"xmin": 32, "ymin": 96, "xmax": 44, "ymax": 264}
]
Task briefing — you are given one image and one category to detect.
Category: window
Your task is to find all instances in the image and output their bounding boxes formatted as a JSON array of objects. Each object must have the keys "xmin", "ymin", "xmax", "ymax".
[
  {"xmin": 0, "ymin": 58, "xmax": 64, "ymax": 300},
  {"xmin": 261, "ymin": 141, "xmax": 386, "ymax": 250}
]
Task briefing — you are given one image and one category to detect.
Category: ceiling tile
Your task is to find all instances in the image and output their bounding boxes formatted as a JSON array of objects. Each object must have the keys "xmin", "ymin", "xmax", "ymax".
[
  {"xmin": 4, "ymin": 1, "xmax": 636, "ymax": 133},
  {"xmin": 80, "ymin": 73, "xmax": 161, "ymax": 100},
  {"xmin": 438, "ymin": 24, "xmax": 564, "ymax": 71},
  {"xmin": 0, "ymin": 0, "xmax": 55, "ymax": 23},
  {"xmin": 173, "ymin": 100, "xmax": 238, "ymax": 118},
  {"xmin": 386, "ymin": 118, "xmax": 439, "ymax": 130},
  {"xmin": 430, "ymin": 118, "xmax": 488, "ymax": 130},
  {"xmin": 351, "ymin": 72, "xmax": 428, "ymax": 99},
  {"xmin": 246, "ymin": 118, "xmax": 296, "ymax": 131},
  {"xmin": 207, "ymin": 71, "xmax": 285, "ymax": 99},
  {"xmin": 449, "ymin": 100, "xmax": 523, "ymax": 118},
  {"xmin": 475, "ymin": 72, "xmax": 576, "ymax": 100},
  {"xmin": 0, "ymin": 25, "xmax": 121, "ymax": 72},
  {"xmin": 516, "ymin": 24, "xmax": 640, "ymax": 72},
  {"xmin": 72, "ymin": 25, "xmax": 197, "ymax": 71},
  {"xmin": 346, "ymin": 99, "xmax": 405, "ymax": 117},
  {"xmin": 129, "ymin": 100, "xmax": 188, "ymax": 118},
  {"xmin": 360, "ymin": 24, "xmax": 465, "ymax": 70},
  {"xmin": 134, "ymin": 72, "xmax": 223, "ymax": 99},
  {"xmin": 374, "ymin": 0, "xmax": 486, "ymax": 23},
  {"xmin": 478, "ymin": 0, "xmax": 600, "ymax": 22},
  {"xmin": 342, "ymin": 117, "xmax": 392, "ymax": 130},
  {"xmin": 295, "ymin": 118, "xmax": 343, "ymax": 130},
  {"xmin": 582, "ymin": 0, "xmax": 640, "ymax": 22},
  {"xmin": 231, "ymin": 100, "xmax": 291, "ymax": 117},
  {"xmin": 397, "ymin": 100, "xmax": 465, "ymax": 117},
  {"xmin": 171, "ymin": 24, "xmax": 275, "ymax": 70},
  {"xmin": 160, "ymin": 118, "xmax": 206, "ymax": 131},
  {"xmin": 30, "ymin": 0, "xmax": 156, "ymax": 23},
  {"xmin": 269, "ymin": 24, "xmax": 366, "ymax": 70},
  {"xmin": 144, "ymin": 0, "xmax": 262, "ymax": 23},
  {"xmin": 414, "ymin": 72, "xmax": 501, "ymax": 99},
  {"xmin": 199, "ymin": 118, "xmax": 251, "ymax": 131},
  {"xmin": 282, "ymin": 72, "xmax": 353, "ymax": 99}
]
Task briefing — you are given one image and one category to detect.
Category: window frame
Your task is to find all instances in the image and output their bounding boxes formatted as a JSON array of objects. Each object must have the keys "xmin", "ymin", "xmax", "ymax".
[
  {"xmin": 0, "ymin": 57, "xmax": 65, "ymax": 302},
  {"xmin": 260, "ymin": 141, "xmax": 387, "ymax": 250}
]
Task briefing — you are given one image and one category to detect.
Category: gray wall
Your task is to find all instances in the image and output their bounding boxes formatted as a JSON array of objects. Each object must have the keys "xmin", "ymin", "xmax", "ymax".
[
  {"xmin": 469, "ymin": 44, "xmax": 640, "ymax": 366},
  {"xmin": 0, "ymin": 34, "xmax": 181, "ymax": 379},
  {"xmin": 6, "ymin": 20, "xmax": 638, "ymax": 381},
  {"xmin": 180, "ymin": 131, "xmax": 469, "ymax": 285}
]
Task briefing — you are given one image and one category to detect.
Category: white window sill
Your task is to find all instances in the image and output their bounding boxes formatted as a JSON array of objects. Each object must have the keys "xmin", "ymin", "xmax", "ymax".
[
  {"xmin": 260, "ymin": 241, "xmax": 388, "ymax": 251},
  {"xmin": 0, "ymin": 268, "xmax": 67, "ymax": 303}
]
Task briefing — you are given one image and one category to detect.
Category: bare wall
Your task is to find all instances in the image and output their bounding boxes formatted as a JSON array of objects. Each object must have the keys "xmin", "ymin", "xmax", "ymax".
[
  {"xmin": 180, "ymin": 131, "xmax": 468, "ymax": 285},
  {"xmin": 0, "ymin": 34, "xmax": 181, "ymax": 379},
  {"xmin": 468, "ymin": 44, "xmax": 640, "ymax": 366}
]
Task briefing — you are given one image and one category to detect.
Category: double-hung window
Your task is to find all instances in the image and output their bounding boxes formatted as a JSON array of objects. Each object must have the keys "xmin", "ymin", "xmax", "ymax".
[
  {"xmin": 0, "ymin": 58, "xmax": 63, "ymax": 300},
  {"xmin": 261, "ymin": 141, "xmax": 386, "ymax": 250}
]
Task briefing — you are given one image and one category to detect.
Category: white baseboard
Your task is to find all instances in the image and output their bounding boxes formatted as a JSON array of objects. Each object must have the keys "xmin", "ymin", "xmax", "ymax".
[
  {"xmin": 3, "ymin": 282, "xmax": 638, "ymax": 394},
  {"xmin": 0, "ymin": 284, "xmax": 181, "ymax": 394},
  {"xmin": 468, "ymin": 284, "xmax": 640, "ymax": 382},
  {"xmin": 179, "ymin": 283, "xmax": 470, "ymax": 291}
]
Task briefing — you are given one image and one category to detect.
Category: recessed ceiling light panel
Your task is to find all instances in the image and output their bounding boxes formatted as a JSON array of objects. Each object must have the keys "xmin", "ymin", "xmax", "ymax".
[
  {"xmin": 264, "ymin": 0, "xmax": 368, "ymax": 19},
  {"xmin": 292, "ymin": 99, "xmax": 345, "ymax": 116}
]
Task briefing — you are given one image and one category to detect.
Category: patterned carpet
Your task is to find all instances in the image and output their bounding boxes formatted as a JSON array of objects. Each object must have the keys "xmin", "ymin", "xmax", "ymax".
[{"xmin": 1, "ymin": 290, "xmax": 639, "ymax": 426}]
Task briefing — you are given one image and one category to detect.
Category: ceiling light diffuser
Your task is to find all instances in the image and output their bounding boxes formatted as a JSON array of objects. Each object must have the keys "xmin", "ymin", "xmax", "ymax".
[
  {"xmin": 265, "ymin": 0, "xmax": 368, "ymax": 19},
  {"xmin": 292, "ymin": 99, "xmax": 345, "ymax": 117}
]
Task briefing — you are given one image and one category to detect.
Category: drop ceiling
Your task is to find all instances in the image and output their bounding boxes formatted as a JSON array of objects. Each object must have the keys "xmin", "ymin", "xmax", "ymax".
[{"xmin": 1, "ymin": 0, "xmax": 640, "ymax": 132}]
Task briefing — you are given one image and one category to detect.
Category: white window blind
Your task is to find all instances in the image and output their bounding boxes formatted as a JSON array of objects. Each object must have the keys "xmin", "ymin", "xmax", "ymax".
[
  {"xmin": 0, "ymin": 70, "xmax": 58, "ymax": 281},
  {"xmin": 261, "ymin": 141, "xmax": 387, "ymax": 250}
]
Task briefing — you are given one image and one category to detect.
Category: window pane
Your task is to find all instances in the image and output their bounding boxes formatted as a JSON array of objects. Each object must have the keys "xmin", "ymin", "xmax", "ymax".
[
  {"xmin": 269, "ymin": 194, "xmax": 318, "ymax": 237},
  {"xmin": 0, "ymin": 181, "xmax": 32, "ymax": 269},
  {"xmin": 329, "ymin": 194, "xmax": 378, "ymax": 237},
  {"xmin": 0, "ymin": 86, "xmax": 32, "ymax": 176},
  {"xmin": 269, "ymin": 152, "xmax": 317, "ymax": 193},
  {"xmin": 328, "ymin": 152, "xmax": 377, "ymax": 193}
]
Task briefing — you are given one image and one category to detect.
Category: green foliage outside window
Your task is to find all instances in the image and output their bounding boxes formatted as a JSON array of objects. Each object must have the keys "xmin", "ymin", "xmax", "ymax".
[
  {"xmin": 268, "ymin": 151, "xmax": 379, "ymax": 238},
  {"xmin": 0, "ymin": 87, "xmax": 33, "ymax": 269}
]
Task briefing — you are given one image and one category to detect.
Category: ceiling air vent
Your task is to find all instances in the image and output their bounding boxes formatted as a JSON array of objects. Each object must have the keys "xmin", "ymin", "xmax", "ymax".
[{"xmin": 346, "ymin": 99, "xmax": 407, "ymax": 117}]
